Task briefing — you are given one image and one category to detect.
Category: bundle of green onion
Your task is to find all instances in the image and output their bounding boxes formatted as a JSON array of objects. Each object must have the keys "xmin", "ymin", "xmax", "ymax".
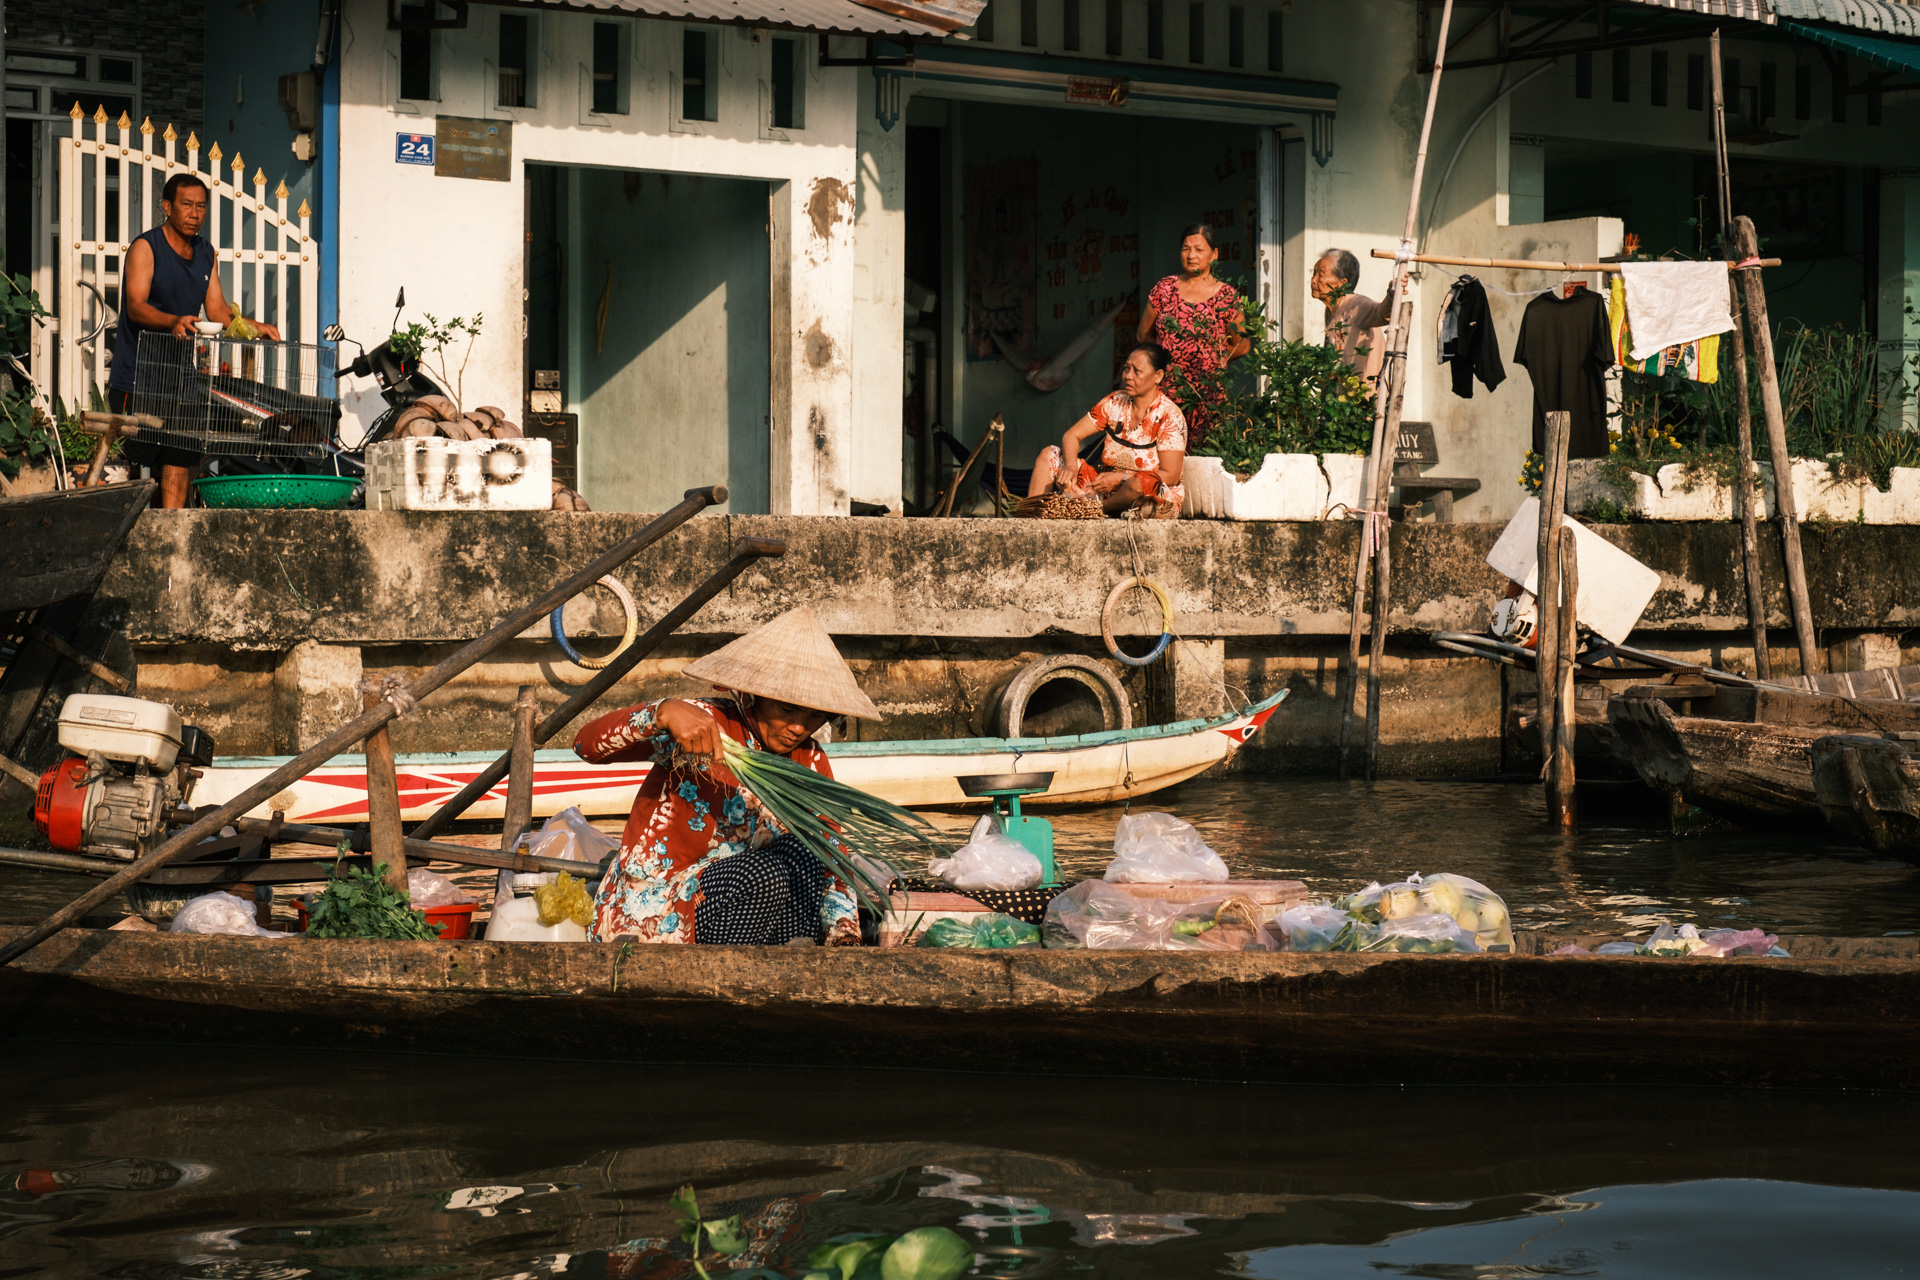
[{"xmin": 707, "ymin": 738, "xmax": 939, "ymax": 912}]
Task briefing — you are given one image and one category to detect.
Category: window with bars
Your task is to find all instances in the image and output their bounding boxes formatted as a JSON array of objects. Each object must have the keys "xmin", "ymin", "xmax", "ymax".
[
  {"xmin": 1267, "ymin": 11, "xmax": 1282, "ymax": 70},
  {"xmin": 1188, "ymin": 2, "xmax": 1205, "ymax": 62},
  {"xmin": 1686, "ymin": 53, "xmax": 1704, "ymax": 109},
  {"xmin": 976, "ymin": 0, "xmax": 995, "ymax": 42},
  {"xmin": 1020, "ymin": 0, "xmax": 1038, "ymax": 46},
  {"xmin": 1106, "ymin": 0, "xmax": 1122, "ymax": 54},
  {"xmin": 1065, "ymin": 0, "xmax": 1082, "ymax": 50},
  {"xmin": 591, "ymin": 22, "xmax": 625, "ymax": 115},
  {"xmin": 1228, "ymin": 5, "xmax": 1244, "ymax": 67},
  {"xmin": 682, "ymin": 28, "xmax": 716, "ymax": 122},
  {"xmin": 1651, "ymin": 49, "xmax": 1668, "ymax": 106},
  {"xmin": 1794, "ymin": 63, "xmax": 1811, "ymax": 119},
  {"xmin": 1574, "ymin": 51, "xmax": 1592, "ymax": 99},
  {"xmin": 498, "ymin": 12, "xmax": 533, "ymax": 108},
  {"xmin": 1612, "ymin": 47, "xmax": 1629, "ymax": 102},
  {"xmin": 771, "ymin": 35, "xmax": 803, "ymax": 129},
  {"xmin": 398, "ymin": 3, "xmax": 434, "ymax": 101},
  {"xmin": 1148, "ymin": 0, "xmax": 1165, "ymax": 59},
  {"xmin": 1759, "ymin": 61, "xmax": 1776, "ymax": 120}
]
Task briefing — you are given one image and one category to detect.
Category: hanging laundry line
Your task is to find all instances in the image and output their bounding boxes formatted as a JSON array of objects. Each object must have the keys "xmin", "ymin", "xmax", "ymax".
[{"xmin": 1370, "ymin": 249, "xmax": 1784, "ymax": 273}]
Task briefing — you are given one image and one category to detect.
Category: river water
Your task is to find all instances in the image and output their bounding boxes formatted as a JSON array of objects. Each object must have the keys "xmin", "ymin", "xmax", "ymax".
[{"xmin": 5, "ymin": 776, "xmax": 1920, "ymax": 1276}]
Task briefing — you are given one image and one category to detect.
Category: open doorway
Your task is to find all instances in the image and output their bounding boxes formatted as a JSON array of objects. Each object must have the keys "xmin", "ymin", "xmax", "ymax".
[{"xmin": 525, "ymin": 164, "xmax": 772, "ymax": 514}]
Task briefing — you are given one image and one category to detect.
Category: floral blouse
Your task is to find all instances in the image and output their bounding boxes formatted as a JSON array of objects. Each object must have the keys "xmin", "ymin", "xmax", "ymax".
[
  {"xmin": 573, "ymin": 697, "xmax": 858, "ymax": 944},
  {"xmin": 1147, "ymin": 274, "xmax": 1240, "ymax": 449}
]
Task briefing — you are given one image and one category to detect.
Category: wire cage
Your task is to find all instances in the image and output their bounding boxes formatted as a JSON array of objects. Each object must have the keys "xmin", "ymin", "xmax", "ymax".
[{"xmin": 128, "ymin": 332, "xmax": 340, "ymax": 465}]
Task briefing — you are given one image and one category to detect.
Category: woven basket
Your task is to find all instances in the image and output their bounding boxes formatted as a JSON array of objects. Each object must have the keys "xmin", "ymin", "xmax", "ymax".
[{"xmin": 1016, "ymin": 492, "xmax": 1105, "ymax": 520}]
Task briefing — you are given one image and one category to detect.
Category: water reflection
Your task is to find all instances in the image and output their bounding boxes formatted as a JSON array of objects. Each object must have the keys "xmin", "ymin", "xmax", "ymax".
[{"xmin": 3, "ymin": 1047, "xmax": 1917, "ymax": 1278}]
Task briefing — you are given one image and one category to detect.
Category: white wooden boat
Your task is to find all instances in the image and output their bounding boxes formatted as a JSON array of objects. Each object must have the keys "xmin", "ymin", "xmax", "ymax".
[{"xmin": 189, "ymin": 691, "xmax": 1288, "ymax": 824}]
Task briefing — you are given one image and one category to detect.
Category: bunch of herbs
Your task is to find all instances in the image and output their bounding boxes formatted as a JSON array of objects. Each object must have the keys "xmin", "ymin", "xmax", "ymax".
[{"xmin": 305, "ymin": 842, "xmax": 439, "ymax": 940}]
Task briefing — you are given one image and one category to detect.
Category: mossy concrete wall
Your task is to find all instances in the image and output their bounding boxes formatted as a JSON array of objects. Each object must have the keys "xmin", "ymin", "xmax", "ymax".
[{"xmin": 93, "ymin": 511, "xmax": 1920, "ymax": 775}]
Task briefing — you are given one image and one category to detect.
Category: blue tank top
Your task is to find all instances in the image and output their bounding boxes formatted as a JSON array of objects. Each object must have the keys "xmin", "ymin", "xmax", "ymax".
[{"xmin": 110, "ymin": 226, "xmax": 216, "ymax": 391}]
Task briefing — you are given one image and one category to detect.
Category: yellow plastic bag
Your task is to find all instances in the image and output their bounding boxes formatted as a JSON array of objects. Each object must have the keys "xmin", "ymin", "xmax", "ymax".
[{"xmin": 535, "ymin": 872, "xmax": 594, "ymax": 928}]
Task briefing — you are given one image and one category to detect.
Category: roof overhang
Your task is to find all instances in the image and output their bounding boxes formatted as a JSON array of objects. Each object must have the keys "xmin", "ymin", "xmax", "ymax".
[{"xmin": 481, "ymin": 0, "xmax": 951, "ymax": 39}]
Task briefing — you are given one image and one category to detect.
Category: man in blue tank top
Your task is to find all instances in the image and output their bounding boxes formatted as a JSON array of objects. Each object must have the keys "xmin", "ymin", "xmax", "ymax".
[{"xmin": 109, "ymin": 173, "xmax": 280, "ymax": 507}]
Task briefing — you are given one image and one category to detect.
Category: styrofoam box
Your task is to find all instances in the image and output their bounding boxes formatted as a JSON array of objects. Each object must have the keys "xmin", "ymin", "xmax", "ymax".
[
  {"xmin": 365, "ymin": 437, "xmax": 552, "ymax": 512},
  {"xmin": 1487, "ymin": 497, "xmax": 1662, "ymax": 645}
]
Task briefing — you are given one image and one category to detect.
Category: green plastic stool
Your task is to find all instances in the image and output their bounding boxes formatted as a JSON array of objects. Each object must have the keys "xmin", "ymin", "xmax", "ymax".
[{"xmin": 957, "ymin": 772, "xmax": 1058, "ymax": 886}]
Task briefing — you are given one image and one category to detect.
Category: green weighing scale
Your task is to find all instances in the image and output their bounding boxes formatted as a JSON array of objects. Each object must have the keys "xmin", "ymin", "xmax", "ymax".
[{"xmin": 955, "ymin": 771, "xmax": 1060, "ymax": 887}]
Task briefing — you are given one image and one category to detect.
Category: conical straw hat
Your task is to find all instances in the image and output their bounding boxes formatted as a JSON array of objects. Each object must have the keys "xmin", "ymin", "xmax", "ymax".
[{"xmin": 682, "ymin": 606, "xmax": 881, "ymax": 721}]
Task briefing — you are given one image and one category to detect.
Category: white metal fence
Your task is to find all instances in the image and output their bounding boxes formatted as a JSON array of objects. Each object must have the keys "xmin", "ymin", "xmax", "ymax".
[{"xmin": 56, "ymin": 104, "xmax": 320, "ymax": 413}]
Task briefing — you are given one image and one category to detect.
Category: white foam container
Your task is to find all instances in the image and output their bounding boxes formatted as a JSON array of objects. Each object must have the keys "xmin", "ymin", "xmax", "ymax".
[
  {"xmin": 486, "ymin": 894, "xmax": 588, "ymax": 942},
  {"xmin": 57, "ymin": 694, "xmax": 184, "ymax": 770},
  {"xmin": 365, "ymin": 437, "xmax": 552, "ymax": 512}
]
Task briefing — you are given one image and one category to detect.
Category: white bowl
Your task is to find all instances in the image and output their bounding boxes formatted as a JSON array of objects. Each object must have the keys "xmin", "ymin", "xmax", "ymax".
[{"xmin": 194, "ymin": 320, "xmax": 223, "ymax": 336}]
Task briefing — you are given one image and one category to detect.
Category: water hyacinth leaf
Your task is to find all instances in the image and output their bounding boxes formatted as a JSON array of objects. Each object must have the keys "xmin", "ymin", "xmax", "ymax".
[
  {"xmin": 810, "ymin": 1235, "xmax": 896, "ymax": 1280},
  {"xmin": 880, "ymin": 1227, "xmax": 974, "ymax": 1280},
  {"xmin": 704, "ymin": 1215, "xmax": 749, "ymax": 1256},
  {"xmin": 669, "ymin": 1184, "xmax": 701, "ymax": 1245}
]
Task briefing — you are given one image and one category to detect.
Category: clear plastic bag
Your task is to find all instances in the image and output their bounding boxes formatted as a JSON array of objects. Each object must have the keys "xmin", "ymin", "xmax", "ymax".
[
  {"xmin": 1268, "ymin": 902, "xmax": 1350, "ymax": 953},
  {"xmin": 1104, "ymin": 812, "xmax": 1230, "ymax": 884},
  {"xmin": 917, "ymin": 912, "xmax": 1042, "ymax": 949},
  {"xmin": 1642, "ymin": 923, "xmax": 1706, "ymax": 956},
  {"xmin": 1340, "ymin": 912, "xmax": 1481, "ymax": 955},
  {"xmin": 407, "ymin": 867, "xmax": 474, "ymax": 907},
  {"xmin": 1337, "ymin": 872, "xmax": 1514, "ymax": 952},
  {"xmin": 168, "ymin": 893, "xmax": 290, "ymax": 939},
  {"xmin": 927, "ymin": 815, "xmax": 1044, "ymax": 891},
  {"xmin": 1697, "ymin": 927, "xmax": 1784, "ymax": 958},
  {"xmin": 1043, "ymin": 881, "xmax": 1181, "ymax": 949},
  {"xmin": 1169, "ymin": 895, "xmax": 1268, "ymax": 951},
  {"xmin": 513, "ymin": 806, "xmax": 620, "ymax": 890}
]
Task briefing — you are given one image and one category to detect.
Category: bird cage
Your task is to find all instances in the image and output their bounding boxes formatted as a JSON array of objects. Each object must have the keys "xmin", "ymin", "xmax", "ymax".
[{"xmin": 128, "ymin": 332, "xmax": 340, "ymax": 466}]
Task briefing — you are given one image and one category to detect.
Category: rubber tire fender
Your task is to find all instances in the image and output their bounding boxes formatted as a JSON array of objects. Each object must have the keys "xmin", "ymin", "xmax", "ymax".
[{"xmin": 992, "ymin": 654, "xmax": 1132, "ymax": 739}]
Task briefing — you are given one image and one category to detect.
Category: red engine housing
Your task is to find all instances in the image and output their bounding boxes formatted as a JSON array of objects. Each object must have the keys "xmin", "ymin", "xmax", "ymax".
[{"xmin": 32, "ymin": 756, "xmax": 91, "ymax": 852}]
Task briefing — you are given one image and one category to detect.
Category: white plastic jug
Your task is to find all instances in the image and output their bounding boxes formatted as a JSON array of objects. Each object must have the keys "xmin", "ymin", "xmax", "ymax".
[{"xmin": 486, "ymin": 895, "xmax": 587, "ymax": 942}]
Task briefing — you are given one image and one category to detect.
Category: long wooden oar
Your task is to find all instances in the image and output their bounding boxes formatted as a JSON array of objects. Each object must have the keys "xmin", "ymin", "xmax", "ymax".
[
  {"xmin": 0, "ymin": 486, "xmax": 727, "ymax": 967},
  {"xmin": 409, "ymin": 537, "xmax": 787, "ymax": 841}
]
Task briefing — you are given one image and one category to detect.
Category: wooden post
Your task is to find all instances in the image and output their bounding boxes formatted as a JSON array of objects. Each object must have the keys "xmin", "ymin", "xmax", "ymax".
[
  {"xmin": 1363, "ymin": 296, "xmax": 1416, "ymax": 779},
  {"xmin": 1337, "ymin": 0, "xmax": 1456, "ymax": 779},
  {"xmin": 359, "ymin": 681, "xmax": 410, "ymax": 895},
  {"xmin": 1727, "ymin": 284, "xmax": 1771, "ymax": 681},
  {"xmin": 1550, "ymin": 534, "xmax": 1579, "ymax": 826},
  {"xmin": 1734, "ymin": 215, "xmax": 1819, "ymax": 677},
  {"xmin": 494, "ymin": 685, "xmax": 540, "ymax": 906},
  {"xmin": 1535, "ymin": 410, "xmax": 1571, "ymax": 772}
]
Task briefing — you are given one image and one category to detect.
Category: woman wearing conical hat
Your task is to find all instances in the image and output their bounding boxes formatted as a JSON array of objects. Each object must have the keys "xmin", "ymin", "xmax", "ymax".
[{"xmin": 573, "ymin": 606, "xmax": 881, "ymax": 946}]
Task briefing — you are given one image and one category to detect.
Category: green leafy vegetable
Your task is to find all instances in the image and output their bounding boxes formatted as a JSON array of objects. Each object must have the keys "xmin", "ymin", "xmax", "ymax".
[
  {"xmin": 810, "ymin": 1235, "xmax": 895, "ymax": 1280},
  {"xmin": 305, "ymin": 843, "xmax": 438, "ymax": 941},
  {"xmin": 704, "ymin": 1215, "xmax": 749, "ymax": 1257},
  {"xmin": 880, "ymin": 1227, "xmax": 974, "ymax": 1280}
]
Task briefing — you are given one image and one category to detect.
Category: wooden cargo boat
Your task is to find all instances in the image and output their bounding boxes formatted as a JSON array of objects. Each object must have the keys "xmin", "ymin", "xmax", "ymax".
[
  {"xmin": 1811, "ymin": 732, "xmax": 1920, "ymax": 864},
  {"xmin": 2, "ymin": 922, "xmax": 1915, "ymax": 1090},
  {"xmin": 186, "ymin": 691, "xmax": 1288, "ymax": 823},
  {"xmin": 1607, "ymin": 678, "xmax": 1920, "ymax": 828},
  {"xmin": 0, "ymin": 480, "xmax": 153, "ymax": 615}
]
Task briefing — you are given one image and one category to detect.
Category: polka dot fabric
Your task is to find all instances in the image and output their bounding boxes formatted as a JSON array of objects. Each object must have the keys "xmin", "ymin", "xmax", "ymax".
[{"xmin": 692, "ymin": 835, "xmax": 831, "ymax": 945}]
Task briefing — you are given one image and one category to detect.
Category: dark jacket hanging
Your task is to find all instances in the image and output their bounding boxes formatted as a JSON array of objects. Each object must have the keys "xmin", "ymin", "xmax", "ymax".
[
  {"xmin": 1438, "ymin": 276, "xmax": 1506, "ymax": 399},
  {"xmin": 1513, "ymin": 287, "xmax": 1614, "ymax": 459}
]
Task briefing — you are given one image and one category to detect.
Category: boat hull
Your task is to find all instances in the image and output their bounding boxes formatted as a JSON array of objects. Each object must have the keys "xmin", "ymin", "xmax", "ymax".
[
  {"xmin": 187, "ymin": 693, "xmax": 1288, "ymax": 824},
  {"xmin": 1607, "ymin": 696, "xmax": 1827, "ymax": 826},
  {"xmin": 0, "ymin": 480, "xmax": 154, "ymax": 614},
  {"xmin": 1811, "ymin": 734, "xmax": 1920, "ymax": 864},
  {"xmin": 2, "ymin": 925, "xmax": 1916, "ymax": 1089}
]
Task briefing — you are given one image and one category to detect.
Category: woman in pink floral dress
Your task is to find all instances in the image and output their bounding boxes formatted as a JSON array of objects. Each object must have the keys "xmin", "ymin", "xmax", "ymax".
[{"xmin": 1137, "ymin": 223, "xmax": 1249, "ymax": 451}]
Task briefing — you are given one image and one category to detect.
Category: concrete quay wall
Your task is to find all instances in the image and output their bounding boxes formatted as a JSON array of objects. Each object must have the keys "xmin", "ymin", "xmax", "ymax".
[{"xmin": 96, "ymin": 511, "xmax": 1920, "ymax": 777}]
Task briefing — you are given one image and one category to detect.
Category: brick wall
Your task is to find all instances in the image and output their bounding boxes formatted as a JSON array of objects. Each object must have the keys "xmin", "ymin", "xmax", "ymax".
[{"xmin": 7, "ymin": 0, "xmax": 205, "ymax": 135}]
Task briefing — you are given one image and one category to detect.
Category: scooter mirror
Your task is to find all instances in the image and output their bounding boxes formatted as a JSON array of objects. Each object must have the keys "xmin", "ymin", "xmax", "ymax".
[
  {"xmin": 323, "ymin": 323, "xmax": 346, "ymax": 342},
  {"xmin": 394, "ymin": 287, "xmax": 405, "ymax": 309}
]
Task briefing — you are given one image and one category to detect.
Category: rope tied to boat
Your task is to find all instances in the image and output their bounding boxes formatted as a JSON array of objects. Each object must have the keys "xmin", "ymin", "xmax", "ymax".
[{"xmin": 357, "ymin": 675, "xmax": 418, "ymax": 716}]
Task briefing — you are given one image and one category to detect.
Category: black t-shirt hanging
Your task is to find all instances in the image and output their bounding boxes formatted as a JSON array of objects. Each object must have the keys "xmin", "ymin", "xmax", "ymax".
[{"xmin": 1513, "ymin": 287, "xmax": 1614, "ymax": 458}]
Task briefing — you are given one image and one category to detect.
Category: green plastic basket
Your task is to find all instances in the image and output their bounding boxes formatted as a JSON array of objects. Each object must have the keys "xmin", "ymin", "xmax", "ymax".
[{"xmin": 192, "ymin": 474, "xmax": 360, "ymax": 510}]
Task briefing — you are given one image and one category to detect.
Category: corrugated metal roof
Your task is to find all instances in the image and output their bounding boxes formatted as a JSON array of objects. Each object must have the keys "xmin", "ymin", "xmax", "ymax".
[
  {"xmin": 1782, "ymin": 19, "xmax": 1920, "ymax": 72},
  {"xmin": 1627, "ymin": 0, "xmax": 1775, "ymax": 22},
  {"xmin": 1768, "ymin": 0, "xmax": 1920, "ymax": 36},
  {"xmin": 524, "ymin": 0, "xmax": 947, "ymax": 37}
]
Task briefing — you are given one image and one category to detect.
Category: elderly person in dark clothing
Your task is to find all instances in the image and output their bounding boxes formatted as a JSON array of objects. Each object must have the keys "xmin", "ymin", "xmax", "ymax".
[{"xmin": 1310, "ymin": 248, "xmax": 1392, "ymax": 384}]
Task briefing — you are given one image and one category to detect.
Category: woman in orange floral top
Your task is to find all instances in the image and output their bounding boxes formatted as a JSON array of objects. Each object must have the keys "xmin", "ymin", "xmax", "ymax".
[
  {"xmin": 1137, "ymin": 223, "xmax": 1250, "ymax": 451},
  {"xmin": 573, "ymin": 607, "xmax": 881, "ymax": 946},
  {"xmin": 1025, "ymin": 342, "xmax": 1188, "ymax": 519}
]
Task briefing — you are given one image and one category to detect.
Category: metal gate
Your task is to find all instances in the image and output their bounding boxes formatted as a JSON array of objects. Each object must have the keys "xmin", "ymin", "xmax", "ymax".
[{"xmin": 55, "ymin": 104, "xmax": 319, "ymax": 411}]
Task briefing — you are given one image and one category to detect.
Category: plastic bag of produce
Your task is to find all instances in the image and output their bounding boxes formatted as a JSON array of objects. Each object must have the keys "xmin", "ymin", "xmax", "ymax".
[
  {"xmin": 1268, "ymin": 902, "xmax": 1350, "ymax": 953},
  {"xmin": 514, "ymin": 806, "xmax": 620, "ymax": 890},
  {"xmin": 927, "ymin": 814, "xmax": 1043, "ymax": 891},
  {"xmin": 1170, "ymin": 895, "xmax": 1268, "ymax": 951},
  {"xmin": 1043, "ymin": 880, "xmax": 1180, "ymax": 949},
  {"xmin": 1412, "ymin": 872, "xmax": 1514, "ymax": 952},
  {"xmin": 534, "ymin": 872, "xmax": 594, "ymax": 928},
  {"xmin": 1334, "ymin": 879, "xmax": 1422, "ymax": 923},
  {"xmin": 1341, "ymin": 912, "xmax": 1481, "ymax": 954},
  {"xmin": 917, "ymin": 912, "xmax": 1041, "ymax": 949},
  {"xmin": 1696, "ymin": 928, "xmax": 1785, "ymax": 958},
  {"xmin": 1642, "ymin": 923, "xmax": 1706, "ymax": 956},
  {"xmin": 406, "ymin": 867, "xmax": 473, "ymax": 908},
  {"xmin": 1104, "ymin": 812, "xmax": 1229, "ymax": 884},
  {"xmin": 169, "ymin": 892, "xmax": 289, "ymax": 938}
]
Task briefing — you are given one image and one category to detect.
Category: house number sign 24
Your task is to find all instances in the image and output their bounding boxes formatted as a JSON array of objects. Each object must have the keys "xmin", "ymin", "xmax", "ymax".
[{"xmin": 396, "ymin": 133, "xmax": 435, "ymax": 166}]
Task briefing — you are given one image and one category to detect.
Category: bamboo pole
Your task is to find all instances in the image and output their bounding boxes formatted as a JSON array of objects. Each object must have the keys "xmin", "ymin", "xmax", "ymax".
[
  {"xmin": 1535, "ymin": 411, "xmax": 1571, "ymax": 777},
  {"xmin": 1363, "ymin": 295, "xmax": 1416, "ymax": 779},
  {"xmin": 360, "ymin": 681, "xmax": 409, "ymax": 894},
  {"xmin": 214, "ymin": 816, "xmax": 612, "ymax": 879},
  {"xmin": 1711, "ymin": 31, "xmax": 1771, "ymax": 681},
  {"xmin": 1368, "ymin": 249, "xmax": 1780, "ymax": 272},
  {"xmin": 1734, "ymin": 215, "xmax": 1819, "ymax": 677},
  {"xmin": 1339, "ymin": 0, "xmax": 1456, "ymax": 778},
  {"xmin": 1550, "ymin": 534, "xmax": 1578, "ymax": 826},
  {"xmin": 0, "ymin": 485, "xmax": 728, "ymax": 967},
  {"xmin": 493, "ymin": 686, "xmax": 539, "ymax": 905},
  {"xmin": 409, "ymin": 536, "xmax": 788, "ymax": 841}
]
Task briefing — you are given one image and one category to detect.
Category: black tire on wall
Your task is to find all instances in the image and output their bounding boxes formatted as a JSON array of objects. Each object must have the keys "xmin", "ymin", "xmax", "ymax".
[{"xmin": 991, "ymin": 655, "xmax": 1132, "ymax": 739}]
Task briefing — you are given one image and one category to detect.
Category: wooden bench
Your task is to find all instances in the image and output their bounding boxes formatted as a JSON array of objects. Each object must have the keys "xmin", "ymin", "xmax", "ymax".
[{"xmin": 1390, "ymin": 420, "xmax": 1480, "ymax": 522}]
